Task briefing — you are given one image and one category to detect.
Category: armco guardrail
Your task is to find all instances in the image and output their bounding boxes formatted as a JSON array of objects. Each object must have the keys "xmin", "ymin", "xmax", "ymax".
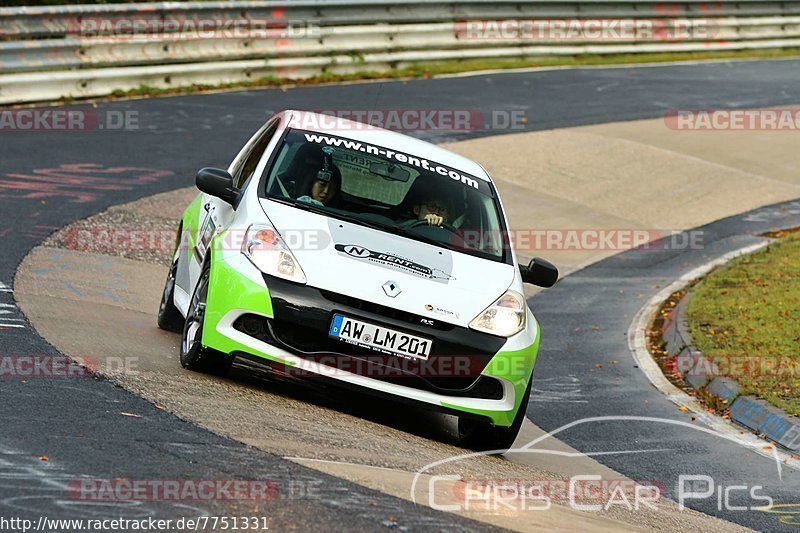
[{"xmin": 1, "ymin": 0, "xmax": 800, "ymax": 104}]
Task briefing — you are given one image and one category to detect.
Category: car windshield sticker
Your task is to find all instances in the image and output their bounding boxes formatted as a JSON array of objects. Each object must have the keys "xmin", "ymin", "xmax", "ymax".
[
  {"xmin": 335, "ymin": 244, "xmax": 454, "ymax": 281},
  {"xmin": 287, "ymin": 129, "xmax": 493, "ymax": 197}
]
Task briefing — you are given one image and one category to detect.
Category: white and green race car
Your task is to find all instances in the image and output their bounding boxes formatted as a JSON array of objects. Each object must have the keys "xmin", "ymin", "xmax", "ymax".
[{"xmin": 157, "ymin": 110, "xmax": 557, "ymax": 451}]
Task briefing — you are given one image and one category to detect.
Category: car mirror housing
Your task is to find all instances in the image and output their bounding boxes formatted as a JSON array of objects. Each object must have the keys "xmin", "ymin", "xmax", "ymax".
[
  {"xmin": 196, "ymin": 167, "xmax": 239, "ymax": 206},
  {"xmin": 520, "ymin": 257, "xmax": 558, "ymax": 287}
]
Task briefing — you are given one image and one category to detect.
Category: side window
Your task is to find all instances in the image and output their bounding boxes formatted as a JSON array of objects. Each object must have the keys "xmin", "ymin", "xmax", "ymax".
[{"xmin": 231, "ymin": 120, "xmax": 279, "ymax": 189}]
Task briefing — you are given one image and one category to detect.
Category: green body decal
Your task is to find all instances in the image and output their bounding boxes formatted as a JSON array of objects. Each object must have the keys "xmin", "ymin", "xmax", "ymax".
[
  {"xmin": 200, "ymin": 232, "xmax": 292, "ymax": 366},
  {"xmin": 441, "ymin": 318, "xmax": 540, "ymax": 426}
]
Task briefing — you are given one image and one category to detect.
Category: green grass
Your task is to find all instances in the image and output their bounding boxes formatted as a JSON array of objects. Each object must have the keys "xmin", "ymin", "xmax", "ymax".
[
  {"xmin": 687, "ymin": 229, "xmax": 800, "ymax": 416},
  {"xmin": 103, "ymin": 48, "xmax": 800, "ymax": 101},
  {"xmin": 400, "ymin": 48, "xmax": 800, "ymax": 75}
]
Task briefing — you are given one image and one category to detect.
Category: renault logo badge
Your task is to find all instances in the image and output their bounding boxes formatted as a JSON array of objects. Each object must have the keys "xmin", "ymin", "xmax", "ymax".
[{"xmin": 382, "ymin": 280, "xmax": 401, "ymax": 297}]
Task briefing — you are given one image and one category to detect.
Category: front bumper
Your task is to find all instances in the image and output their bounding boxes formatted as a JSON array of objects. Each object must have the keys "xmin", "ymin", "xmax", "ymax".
[{"xmin": 201, "ymin": 240, "xmax": 540, "ymax": 426}]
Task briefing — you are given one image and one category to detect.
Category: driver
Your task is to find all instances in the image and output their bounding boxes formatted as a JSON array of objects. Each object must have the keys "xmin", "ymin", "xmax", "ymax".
[{"xmin": 400, "ymin": 187, "xmax": 454, "ymax": 228}]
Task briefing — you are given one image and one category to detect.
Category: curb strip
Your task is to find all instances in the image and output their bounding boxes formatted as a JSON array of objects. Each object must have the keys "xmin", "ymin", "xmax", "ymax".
[{"xmin": 661, "ymin": 272, "xmax": 800, "ymax": 453}]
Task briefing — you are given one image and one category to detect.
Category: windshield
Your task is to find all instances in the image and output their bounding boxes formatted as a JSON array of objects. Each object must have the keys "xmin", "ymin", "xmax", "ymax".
[{"xmin": 261, "ymin": 129, "xmax": 508, "ymax": 262}]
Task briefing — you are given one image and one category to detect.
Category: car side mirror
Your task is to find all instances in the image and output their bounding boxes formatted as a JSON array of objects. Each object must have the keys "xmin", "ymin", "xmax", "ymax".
[
  {"xmin": 520, "ymin": 257, "xmax": 558, "ymax": 287},
  {"xmin": 196, "ymin": 167, "xmax": 239, "ymax": 206}
]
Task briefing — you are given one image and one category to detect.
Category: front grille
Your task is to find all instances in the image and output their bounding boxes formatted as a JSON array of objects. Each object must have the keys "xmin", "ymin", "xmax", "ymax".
[
  {"xmin": 243, "ymin": 276, "xmax": 508, "ymax": 395},
  {"xmin": 233, "ymin": 313, "xmax": 504, "ymax": 399}
]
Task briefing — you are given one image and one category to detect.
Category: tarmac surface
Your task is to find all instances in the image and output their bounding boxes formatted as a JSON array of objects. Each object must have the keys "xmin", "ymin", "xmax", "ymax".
[{"xmin": 3, "ymin": 59, "xmax": 800, "ymax": 530}]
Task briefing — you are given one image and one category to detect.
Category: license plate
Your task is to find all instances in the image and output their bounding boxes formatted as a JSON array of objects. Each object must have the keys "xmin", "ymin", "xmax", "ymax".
[{"xmin": 329, "ymin": 314, "xmax": 432, "ymax": 360}]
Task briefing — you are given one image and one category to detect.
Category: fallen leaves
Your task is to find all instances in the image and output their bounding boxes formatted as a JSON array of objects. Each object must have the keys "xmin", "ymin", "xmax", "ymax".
[{"xmin": 119, "ymin": 412, "xmax": 142, "ymax": 418}]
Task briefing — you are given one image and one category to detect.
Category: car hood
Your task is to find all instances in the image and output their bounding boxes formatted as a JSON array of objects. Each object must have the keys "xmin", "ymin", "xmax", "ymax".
[{"xmin": 259, "ymin": 199, "xmax": 515, "ymax": 327}]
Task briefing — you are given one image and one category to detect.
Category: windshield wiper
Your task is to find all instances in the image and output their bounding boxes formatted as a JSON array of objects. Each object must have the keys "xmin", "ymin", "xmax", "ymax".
[
  {"xmin": 270, "ymin": 196, "xmax": 338, "ymax": 218},
  {"xmin": 269, "ymin": 197, "xmax": 460, "ymax": 252},
  {"xmin": 390, "ymin": 225, "xmax": 460, "ymax": 252},
  {"xmin": 271, "ymin": 197, "xmax": 392, "ymax": 232},
  {"xmin": 341, "ymin": 214, "xmax": 460, "ymax": 252},
  {"xmin": 339, "ymin": 213, "xmax": 399, "ymax": 233}
]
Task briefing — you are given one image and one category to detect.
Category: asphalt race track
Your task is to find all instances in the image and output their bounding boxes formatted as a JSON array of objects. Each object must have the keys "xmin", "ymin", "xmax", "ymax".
[
  {"xmin": 2, "ymin": 59, "xmax": 800, "ymax": 530},
  {"xmin": 530, "ymin": 201, "xmax": 800, "ymax": 531}
]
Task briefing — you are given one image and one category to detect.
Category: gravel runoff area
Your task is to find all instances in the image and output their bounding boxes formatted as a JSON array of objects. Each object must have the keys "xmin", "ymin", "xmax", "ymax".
[{"xmin": 44, "ymin": 186, "xmax": 197, "ymax": 266}]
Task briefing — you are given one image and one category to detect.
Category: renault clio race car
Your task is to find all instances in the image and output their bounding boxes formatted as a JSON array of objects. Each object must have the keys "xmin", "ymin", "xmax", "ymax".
[{"xmin": 157, "ymin": 110, "xmax": 558, "ymax": 451}]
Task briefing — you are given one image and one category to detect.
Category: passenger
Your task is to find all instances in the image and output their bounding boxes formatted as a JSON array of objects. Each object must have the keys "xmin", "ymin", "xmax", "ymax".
[
  {"xmin": 282, "ymin": 144, "xmax": 341, "ymax": 207},
  {"xmin": 297, "ymin": 171, "xmax": 341, "ymax": 206},
  {"xmin": 296, "ymin": 151, "xmax": 342, "ymax": 207}
]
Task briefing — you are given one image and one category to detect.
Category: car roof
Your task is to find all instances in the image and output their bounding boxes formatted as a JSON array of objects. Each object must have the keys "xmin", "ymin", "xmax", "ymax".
[{"xmin": 282, "ymin": 110, "xmax": 492, "ymax": 183}]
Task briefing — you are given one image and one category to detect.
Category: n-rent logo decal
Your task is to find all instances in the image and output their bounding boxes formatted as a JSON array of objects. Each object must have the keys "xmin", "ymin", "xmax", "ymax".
[{"xmin": 336, "ymin": 244, "xmax": 452, "ymax": 280}]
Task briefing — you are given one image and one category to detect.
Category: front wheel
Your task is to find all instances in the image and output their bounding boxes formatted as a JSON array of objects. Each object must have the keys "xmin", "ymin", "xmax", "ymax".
[
  {"xmin": 180, "ymin": 264, "xmax": 232, "ymax": 375},
  {"xmin": 157, "ymin": 256, "xmax": 183, "ymax": 332},
  {"xmin": 458, "ymin": 375, "xmax": 532, "ymax": 453}
]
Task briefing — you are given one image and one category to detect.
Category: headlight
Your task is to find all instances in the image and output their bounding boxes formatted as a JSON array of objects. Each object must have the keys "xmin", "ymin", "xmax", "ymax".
[
  {"xmin": 469, "ymin": 290, "xmax": 526, "ymax": 337},
  {"xmin": 241, "ymin": 223, "xmax": 307, "ymax": 284}
]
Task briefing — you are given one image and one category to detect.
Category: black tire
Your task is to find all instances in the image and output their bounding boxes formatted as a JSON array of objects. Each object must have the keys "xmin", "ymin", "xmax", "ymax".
[
  {"xmin": 157, "ymin": 255, "xmax": 184, "ymax": 333},
  {"xmin": 458, "ymin": 375, "xmax": 533, "ymax": 454},
  {"xmin": 180, "ymin": 264, "xmax": 233, "ymax": 375}
]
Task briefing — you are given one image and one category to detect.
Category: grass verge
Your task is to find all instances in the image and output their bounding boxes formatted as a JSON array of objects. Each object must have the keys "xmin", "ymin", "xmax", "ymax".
[
  {"xmin": 686, "ymin": 229, "xmax": 800, "ymax": 416},
  {"xmin": 102, "ymin": 48, "xmax": 800, "ymax": 101}
]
